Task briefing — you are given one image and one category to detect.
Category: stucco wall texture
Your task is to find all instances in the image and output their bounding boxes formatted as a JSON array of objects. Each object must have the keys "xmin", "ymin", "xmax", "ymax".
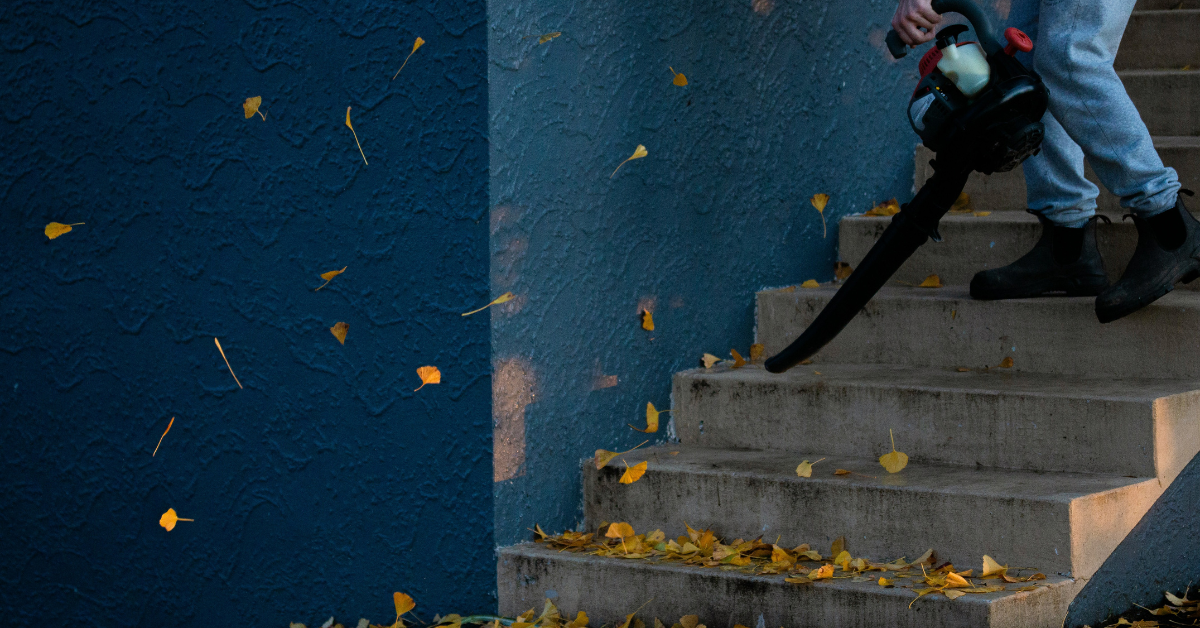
[
  {"xmin": 489, "ymin": 0, "xmax": 934, "ymax": 546},
  {"xmin": 0, "ymin": 1, "xmax": 492, "ymax": 625}
]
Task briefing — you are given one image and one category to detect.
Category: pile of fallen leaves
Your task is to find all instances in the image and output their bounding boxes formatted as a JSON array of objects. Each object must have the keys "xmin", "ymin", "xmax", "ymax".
[
  {"xmin": 1087, "ymin": 588, "xmax": 1200, "ymax": 627},
  {"xmin": 533, "ymin": 523, "xmax": 1048, "ymax": 606}
]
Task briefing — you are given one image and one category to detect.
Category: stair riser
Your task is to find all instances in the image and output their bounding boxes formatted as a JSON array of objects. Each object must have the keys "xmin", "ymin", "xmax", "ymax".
[
  {"xmin": 673, "ymin": 370, "xmax": 1200, "ymax": 479},
  {"xmin": 911, "ymin": 140, "xmax": 1200, "ymax": 214},
  {"xmin": 1125, "ymin": 71, "xmax": 1199, "ymax": 136},
  {"xmin": 838, "ymin": 215, "xmax": 1200, "ymax": 291},
  {"xmin": 583, "ymin": 463, "xmax": 1160, "ymax": 578},
  {"xmin": 756, "ymin": 288, "xmax": 1200, "ymax": 379},
  {"xmin": 1117, "ymin": 11, "xmax": 1200, "ymax": 70},
  {"xmin": 498, "ymin": 546, "xmax": 1084, "ymax": 628}
]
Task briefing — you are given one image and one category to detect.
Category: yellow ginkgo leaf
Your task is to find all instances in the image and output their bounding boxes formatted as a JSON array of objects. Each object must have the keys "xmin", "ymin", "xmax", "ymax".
[
  {"xmin": 463, "ymin": 292, "xmax": 516, "ymax": 316},
  {"xmin": 619, "ymin": 460, "xmax": 648, "ymax": 484},
  {"xmin": 749, "ymin": 343, "xmax": 765, "ymax": 362},
  {"xmin": 669, "ymin": 67, "xmax": 688, "ymax": 86},
  {"xmin": 879, "ymin": 577, "xmax": 894, "ymax": 587},
  {"xmin": 879, "ymin": 429, "xmax": 909, "ymax": 473},
  {"xmin": 864, "ymin": 198, "xmax": 900, "ymax": 217},
  {"xmin": 538, "ymin": 32, "xmax": 562, "ymax": 44},
  {"xmin": 45, "ymin": 222, "xmax": 84, "ymax": 240},
  {"xmin": 595, "ymin": 440, "xmax": 648, "ymax": 469},
  {"xmin": 950, "ymin": 192, "xmax": 974, "ymax": 213},
  {"xmin": 998, "ymin": 356, "xmax": 1014, "ymax": 368},
  {"xmin": 981, "ymin": 555, "xmax": 1008, "ymax": 578},
  {"xmin": 394, "ymin": 592, "xmax": 416, "ymax": 622},
  {"xmin": 315, "ymin": 266, "xmax": 347, "ymax": 291},
  {"xmin": 214, "ymin": 338, "xmax": 243, "ymax": 390},
  {"xmin": 801, "ymin": 279, "xmax": 820, "ymax": 288},
  {"xmin": 392, "ymin": 37, "xmax": 426, "ymax": 80},
  {"xmin": 943, "ymin": 589, "xmax": 967, "ymax": 599},
  {"xmin": 641, "ymin": 310, "xmax": 654, "ymax": 331},
  {"xmin": 152, "ymin": 416, "xmax": 174, "ymax": 457},
  {"xmin": 701, "ymin": 353, "xmax": 720, "ymax": 368},
  {"xmin": 811, "ymin": 564, "xmax": 834, "ymax": 580},
  {"xmin": 974, "ymin": 211, "xmax": 992, "ymax": 217},
  {"xmin": 630, "ymin": 402, "xmax": 670, "ymax": 433},
  {"xmin": 414, "ymin": 365, "xmax": 441, "ymax": 391},
  {"xmin": 795, "ymin": 457, "xmax": 825, "ymax": 478},
  {"xmin": 730, "ymin": 348, "xmax": 746, "ymax": 368},
  {"xmin": 945, "ymin": 572, "xmax": 970, "ymax": 588},
  {"xmin": 345, "ymin": 106, "xmax": 368, "ymax": 165},
  {"xmin": 811, "ymin": 193, "xmax": 830, "ymax": 238},
  {"xmin": 918, "ymin": 274, "xmax": 943, "ymax": 288},
  {"xmin": 243, "ymin": 96, "xmax": 266, "ymax": 120},
  {"xmin": 606, "ymin": 522, "xmax": 635, "ymax": 539},
  {"xmin": 831, "ymin": 536, "xmax": 845, "ymax": 557},
  {"xmin": 159, "ymin": 508, "xmax": 194, "ymax": 532},
  {"xmin": 611, "ymin": 145, "xmax": 648, "ymax": 178},
  {"xmin": 834, "ymin": 468, "xmax": 851, "ymax": 476},
  {"xmin": 330, "ymin": 322, "xmax": 349, "ymax": 345},
  {"xmin": 834, "ymin": 262, "xmax": 853, "ymax": 281}
]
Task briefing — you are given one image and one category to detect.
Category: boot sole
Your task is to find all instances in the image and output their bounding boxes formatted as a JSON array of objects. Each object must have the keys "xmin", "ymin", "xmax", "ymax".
[{"xmin": 1096, "ymin": 259, "xmax": 1200, "ymax": 324}]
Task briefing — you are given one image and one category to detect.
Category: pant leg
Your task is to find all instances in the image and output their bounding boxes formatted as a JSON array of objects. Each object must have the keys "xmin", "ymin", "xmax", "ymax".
[{"xmin": 1031, "ymin": 0, "xmax": 1179, "ymax": 220}]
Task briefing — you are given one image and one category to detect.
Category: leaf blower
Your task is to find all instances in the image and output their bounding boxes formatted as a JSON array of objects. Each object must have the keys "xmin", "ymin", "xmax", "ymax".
[{"xmin": 764, "ymin": 0, "xmax": 1047, "ymax": 373}]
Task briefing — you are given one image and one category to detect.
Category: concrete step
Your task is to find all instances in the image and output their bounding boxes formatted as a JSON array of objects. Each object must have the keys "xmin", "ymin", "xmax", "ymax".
[
  {"xmin": 499, "ymin": 543, "xmax": 1084, "ymax": 628},
  {"xmin": 910, "ymin": 137, "xmax": 1200, "ymax": 214},
  {"xmin": 672, "ymin": 363, "xmax": 1200, "ymax": 480},
  {"xmin": 1117, "ymin": 10, "xmax": 1200, "ymax": 70},
  {"xmin": 1137, "ymin": 0, "xmax": 1200, "ymax": 10},
  {"xmin": 1124, "ymin": 69, "xmax": 1199, "ymax": 136},
  {"xmin": 755, "ymin": 286, "xmax": 1200, "ymax": 379},
  {"xmin": 837, "ymin": 211, "xmax": 1200, "ymax": 291},
  {"xmin": 581, "ymin": 447, "xmax": 1160, "ymax": 578}
]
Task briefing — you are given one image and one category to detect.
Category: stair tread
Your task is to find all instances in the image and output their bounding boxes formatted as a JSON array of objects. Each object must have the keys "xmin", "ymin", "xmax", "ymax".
[
  {"xmin": 769, "ymin": 283, "xmax": 1200, "ymax": 308},
  {"xmin": 681, "ymin": 362, "xmax": 1200, "ymax": 402}
]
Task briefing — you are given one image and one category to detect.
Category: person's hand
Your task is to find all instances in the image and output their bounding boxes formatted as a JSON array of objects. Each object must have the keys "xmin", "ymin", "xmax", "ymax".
[{"xmin": 892, "ymin": 0, "xmax": 942, "ymax": 46}]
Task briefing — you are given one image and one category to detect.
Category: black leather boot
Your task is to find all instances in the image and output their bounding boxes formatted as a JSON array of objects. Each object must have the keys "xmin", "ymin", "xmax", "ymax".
[
  {"xmin": 970, "ymin": 214, "xmax": 1109, "ymax": 300},
  {"xmin": 1095, "ymin": 190, "xmax": 1200, "ymax": 324}
]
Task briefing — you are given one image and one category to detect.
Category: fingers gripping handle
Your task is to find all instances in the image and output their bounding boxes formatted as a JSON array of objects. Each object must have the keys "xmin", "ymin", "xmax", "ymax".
[{"xmin": 885, "ymin": 0, "xmax": 1002, "ymax": 61}]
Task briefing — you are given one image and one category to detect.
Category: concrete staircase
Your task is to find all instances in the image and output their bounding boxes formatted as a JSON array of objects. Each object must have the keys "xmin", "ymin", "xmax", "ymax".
[{"xmin": 498, "ymin": 4, "xmax": 1200, "ymax": 627}]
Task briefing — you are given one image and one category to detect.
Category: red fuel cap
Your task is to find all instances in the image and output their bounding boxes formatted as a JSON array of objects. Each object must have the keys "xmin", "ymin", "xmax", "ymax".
[{"xmin": 1004, "ymin": 27, "xmax": 1033, "ymax": 55}]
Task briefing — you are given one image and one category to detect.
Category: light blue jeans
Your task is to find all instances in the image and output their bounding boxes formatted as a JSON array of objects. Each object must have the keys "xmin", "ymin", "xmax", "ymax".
[{"xmin": 1006, "ymin": 0, "xmax": 1180, "ymax": 227}]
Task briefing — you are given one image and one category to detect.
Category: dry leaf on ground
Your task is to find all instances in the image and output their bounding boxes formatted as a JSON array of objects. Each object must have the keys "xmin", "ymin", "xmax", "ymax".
[
  {"xmin": 701, "ymin": 353, "xmax": 720, "ymax": 369},
  {"xmin": 749, "ymin": 344, "xmax": 765, "ymax": 362},
  {"xmin": 730, "ymin": 349, "xmax": 746, "ymax": 368},
  {"xmin": 801, "ymin": 279, "xmax": 820, "ymax": 288},
  {"xmin": 879, "ymin": 429, "xmax": 909, "ymax": 473},
  {"xmin": 998, "ymin": 356, "xmax": 1014, "ymax": 368},
  {"xmin": 595, "ymin": 440, "xmax": 647, "ymax": 470},
  {"xmin": 865, "ymin": 198, "xmax": 900, "ymax": 217},
  {"xmin": 619, "ymin": 460, "xmax": 648, "ymax": 484},
  {"xmin": 835, "ymin": 262, "xmax": 853, "ymax": 280},
  {"xmin": 918, "ymin": 274, "xmax": 942, "ymax": 288},
  {"xmin": 795, "ymin": 458, "xmax": 825, "ymax": 477}
]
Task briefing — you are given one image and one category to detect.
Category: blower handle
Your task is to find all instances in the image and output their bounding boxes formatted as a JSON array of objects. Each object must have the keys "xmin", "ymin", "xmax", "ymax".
[{"xmin": 885, "ymin": 0, "xmax": 1004, "ymax": 60}]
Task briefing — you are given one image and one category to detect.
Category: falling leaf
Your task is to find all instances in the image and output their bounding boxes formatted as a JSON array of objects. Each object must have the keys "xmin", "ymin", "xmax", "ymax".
[
  {"xmin": 595, "ymin": 440, "xmax": 648, "ymax": 469},
  {"xmin": 998, "ymin": 357, "xmax": 1014, "ymax": 368},
  {"xmin": 214, "ymin": 338, "xmax": 243, "ymax": 389},
  {"xmin": 606, "ymin": 522, "xmax": 635, "ymax": 539},
  {"xmin": 879, "ymin": 429, "xmax": 909, "ymax": 473},
  {"xmin": 414, "ymin": 366, "xmax": 441, "ymax": 391},
  {"xmin": 801, "ymin": 279, "xmax": 820, "ymax": 288},
  {"xmin": 152, "ymin": 417, "xmax": 174, "ymax": 457},
  {"xmin": 619, "ymin": 460, "xmax": 648, "ymax": 484},
  {"xmin": 330, "ymin": 322, "xmax": 349, "ymax": 345},
  {"xmin": 463, "ymin": 292, "xmax": 516, "ymax": 316},
  {"xmin": 982, "ymin": 555, "xmax": 1008, "ymax": 578},
  {"xmin": 538, "ymin": 32, "xmax": 562, "ymax": 44},
  {"xmin": 315, "ymin": 266, "xmax": 347, "ymax": 291},
  {"xmin": 345, "ymin": 106, "xmax": 368, "ymax": 165},
  {"xmin": 158, "ymin": 508, "xmax": 193, "ymax": 531},
  {"xmin": 44, "ymin": 222, "xmax": 84, "ymax": 240},
  {"xmin": 795, "ymin": 458, "xmax": 825, "ymax": 477},
  {"xmin": 701, "ymin": 353, "xmax": 720, "ymax": 369},
  {"xmin": 834, "ymin": 262, "xmax": 853, "ymax": 281},
  {"xmin": 243, "ymin": 96, "xmax": 266, "ymax": 120},
  {"xmin": 865, "ymin": 198, "xmax": 900, "ymax": 217},
  {"xmin": 918, "ymin": 274, "xmax": 943, "ymax": 288},
  {"xmin": 730, "ymin": 349, "xmax": 746, "ymax": 368},
  {"xmin": 641, "ymin": 310, "xmax": 654, "ymax": 331},
  {"xmin": 394, "ymin": 593, "xmax": 416, "ymax": 625},
  {"xmin": 834, "ymin": 469, "xmax": 851, "ymax": 476},
  {"xmin": 631, "ymin": 402, "xmax": 670, "ymax": 433},
  {"xmin": 810, "ymin": 193, "xmax": 830, "ymax": 238},
  {"xmin": 749, "ymin": 343, "xmax": 765, "ymax": 362},
  {"xmin": 811, "ymin": 564, "xmax": 834, "ymax": 580},
  {"xmin": 669, "ymin": 67, "xmax": 688, "ymax": 86},
  {"xmin": 392, "ymin": 37, "xmax": 426, "ymax": 80},
  {"xmin": 611, "ymin": 145, "xmax": 648, "ymax": 178}
]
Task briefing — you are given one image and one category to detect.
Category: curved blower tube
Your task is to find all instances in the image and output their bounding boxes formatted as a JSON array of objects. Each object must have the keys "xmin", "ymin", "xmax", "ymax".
[
  {"xmin": 885, "ymin": 0, "xmax": 1003, "ymax": 59},
  {"xmin": 763, "ymin": 164, "xmax": 971, "ymax": 374}
]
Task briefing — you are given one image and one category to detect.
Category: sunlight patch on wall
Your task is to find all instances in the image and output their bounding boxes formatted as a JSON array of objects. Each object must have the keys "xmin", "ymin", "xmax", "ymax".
[{"xmin": 493, "ymin": 356, "xmax": 536, "ymax": 482}]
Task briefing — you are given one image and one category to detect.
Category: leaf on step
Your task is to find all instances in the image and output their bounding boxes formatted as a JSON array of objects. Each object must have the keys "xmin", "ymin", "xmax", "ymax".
[
  {"xmin": 957, "ymin": 367, "xmax": 972, "ymax": 372},
  {"xmin": 865, "ymin": 198, "xmax": 900, "ymax": 217},
  {"xmin": 831, "ymin": 536, "xmax": 845, "ymax": 558},
  {"xmin": 795, "ymin": 457, "xmax": 824, "ymax": 478},
  {"xmin": 879, "ymin": 429, "xmax": 909, "ymax": 473},
  {"xmin": 785, "ymin": 576, "xmax": 813, "ymax": 584},
  {"xmin": 981, "ymin": 555, "xmax": 1008, "ymax": 578},
  {"xmin": 998, "ymin": 357, "xmax": 1014, "ymax": 368},
  {"xmin": 917, "ymin": 274, "xmax": 942, "ymax": 288},
  {"xmin": 879, "ymin": 577, "xmax": 894, "ymax": 587},
  {"xmin": 595, "ymin": 440, "xmax": 648, "ymax": 469},
  {"xmin": 833, "ymin": 469, "xmax": 851, "ymax": 476},
  {"xmin": 945, "ymin": 572, "xmax": 970, "ymax": 588},
  {"xmin": 606, "ymin": 522, "xmax": 635, "ymax": 539},
  {"xmin": 943, "ymin": 589, "xmax": 967, "ymax": 599},
  {"xmin": 913, "ymin": 549, "xmax": 936, "ymax": 566},
  {"xmin": 973, "ymin": 211, "xmax": 991, "ymax": 217},
  {"xmin": 801, "ymin": 279, "xmax": 820, "ymax": 288},
  {"xmin": 950, "ymin": 192, "xmax": 974, "ymax": 214},
  {"xmin": 811, "ymin": 564, "xmax": 834, "ymax": 580},
  {"xmin": 749, "ymin": 343, "xmax": 765, "ymax": 362},
  {"xmin": 330, "ymin": 322, "xmax": 349, "ymax": 345},
  {"xmin": 834, "ymin": 550, "xmax": 851, "ymax": 571},
  {"xmin": 678, "ymin": 616, "xmax": 700, "ymax": 628},
  {"xmin": 701, "ymin": 353, "xmax": 720, "ymax": 368},
  {"xmin": 835, "ymin": 262, "xmax": 853, "ymax": 281},
  {"xmin": 619, "ymin": 460, "xmax": 648, "ymax": 484},
  {"xmin": 730, "ymin": 349, "xmax": 746, "ymax": 368}
]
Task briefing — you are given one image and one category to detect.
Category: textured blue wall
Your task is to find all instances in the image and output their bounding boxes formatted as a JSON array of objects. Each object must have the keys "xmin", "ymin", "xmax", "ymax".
[
  {"xmin": 488, "ymin": 0, "xmax": 929, "ymax": 545},
  {"xmin": 0, "ymin": 1, "xmax": 492, "ymax": 625}
]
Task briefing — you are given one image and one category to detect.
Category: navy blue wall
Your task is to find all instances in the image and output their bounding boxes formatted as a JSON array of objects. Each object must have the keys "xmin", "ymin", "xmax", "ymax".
[
  {"xmin": 0, "ymin": 1, "xmax": 491, "ymax": 625},
  {"xmin": 488, "ymin": 0, "xmax": 925, "ymax": 545}
]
